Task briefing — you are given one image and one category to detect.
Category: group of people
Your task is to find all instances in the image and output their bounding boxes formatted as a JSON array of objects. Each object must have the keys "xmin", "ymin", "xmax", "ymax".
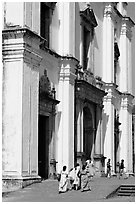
[
  {"xmin": 106, "ymin": 158, "xmax": 125, "ymax": 179},
  {"xmin": 58, "ymin": 159, "xmax": 95, "ymax": 194}
]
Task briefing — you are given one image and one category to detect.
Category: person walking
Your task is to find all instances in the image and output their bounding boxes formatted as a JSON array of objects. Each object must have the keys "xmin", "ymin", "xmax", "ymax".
[
  {"xmin": 106, "ymin": 159, "xmax": 111, "ymax": 178},
  {"xmin": 120, "ymin": 159, "xmax": 125, "ymax": 178},
  {"xmin": 73, "ymin": 163, "xmax": 81, "ymax": 190},
  {"xmin": 67, "ymin": 168, "xmax": 74, "ymax": 190},
  {"xmin": 81, "ymin": 164, "xmax": 91, "ymax": 192},
  {"xmin": 58, "ymin": 166, "xmax": 68, "ymax": 194},
  {"xmin": 86, "ymin": 159, "xmax": 95, "ymax": 178},
  {"xmin": 86, "ymin": 159, "xmax": 95, "ymax": 189}
]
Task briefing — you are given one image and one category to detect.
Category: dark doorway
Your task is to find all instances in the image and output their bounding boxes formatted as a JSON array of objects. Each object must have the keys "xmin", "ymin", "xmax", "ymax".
[
  {"xmin": 83, "ymin": 107, "xmax": 94, "ymax": 159},
  {"xmin": 38, "ymin": 114, "xmax": 49, "ymax": 179}
]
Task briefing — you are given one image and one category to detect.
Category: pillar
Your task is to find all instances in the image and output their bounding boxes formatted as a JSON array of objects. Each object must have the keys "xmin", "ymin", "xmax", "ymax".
[
  {"xmin": 94, "ymin": 104, "xmax": 102, "ymax": 175},
  {"xmin": 80, "ymin": 24, "xmax": 84, "ymax": 67},
  {"xmin": 57, "ymin": 57, "xmax": 78, "ymax": 172},
  {"xmin": 58, "ymin": 2, "xmax": 75, "ymax": 56},
  {"xmin": 76, "ymin": 100, "xmax": 81, "ymax": 153},
  {"xmin": 119, "ymin": 94, "xmax": 134, "ymax": 173},
  {"xmin": 49, "ymin": 111, "xmax": 57, "ymax": 179},
  {"xmin": 119, "ymin": 17, "xmax": 134, "ymax": 93},
  {"xmin": 76, "ymin": 99, "xmax": 85, "ymax": 167},
  {"xmin": 118, "ymin": 17, "xmax": 134, "ymax": 174},
  {"xmin": 103, "ymin": 88, "xmax": 115, "ymax": 174},
  {"xmin": 95, "ymin": 105, "xmax": 102, "ymax": 155},
  {"xmin": 103, "ymin": 3, "xmax": 115, "ymax": 83}
]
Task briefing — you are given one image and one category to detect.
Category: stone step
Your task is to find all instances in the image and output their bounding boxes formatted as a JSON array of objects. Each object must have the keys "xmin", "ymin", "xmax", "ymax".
[
  {"xmin": 117, "ymin": 185, "xmax": 135, "ymax": 196},
  {"xmin": 118, "ymin": 189, "xmax": 135, "ymax": 194},
  {"xmin": 118, "ymin": 192, "xmax": 135, "ymax": 196}
]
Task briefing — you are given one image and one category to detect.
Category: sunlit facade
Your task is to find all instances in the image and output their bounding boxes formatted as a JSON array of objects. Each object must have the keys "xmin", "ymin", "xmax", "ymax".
[{"xmin": 2, "ymin": 2, "xmax": 135, "ymax": 190}]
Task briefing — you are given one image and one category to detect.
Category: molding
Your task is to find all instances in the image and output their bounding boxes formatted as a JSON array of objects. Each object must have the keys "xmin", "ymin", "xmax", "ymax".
[
  {"xmin": 103, "ymin": 83, "xmax": 122, "ymax": 106},
  {"xmin": 39, "ymin": 43, "xmax": 61, "ymax": 59},
  {"xmin": 2, "ymin": 28, "xmax": 43, "ymax": 66},
  {"xmin": 60, "ymin": 55, "xmax": 79, "ymax": 65},
  {"xmin": 104, "ymin": 3, "xmax": 122, "ymax": 23},
  {"xmin": 59, "ymin": 57, "xmax": 78, "ymax": 85},
  {"xmin": 121, "ymin": 17, "xmax": 135, "ymax": 40},
  {"xmin": 75, "ymin": 80, "xmax": 106, "ymax": 106},
  {"xmin": 2, "ymin": 27, "xmax": 43, "ymax": 42},
  {"xmin": 120, "ymin": 92, "xmax": 134, "ymax": 112}
]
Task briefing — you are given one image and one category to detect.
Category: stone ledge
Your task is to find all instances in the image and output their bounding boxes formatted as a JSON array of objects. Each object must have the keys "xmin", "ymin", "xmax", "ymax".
[{"xmin": 2, "ymin": 176, "xmax": 41, "ymax": 193}]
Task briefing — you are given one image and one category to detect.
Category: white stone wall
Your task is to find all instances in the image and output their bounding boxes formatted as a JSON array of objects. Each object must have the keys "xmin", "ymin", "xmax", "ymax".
[
  {"xmin": 3, "ymin": 60, "xmax": 23, "ymax": 176},
  {"xmin": 2, "ymin": 29, "xmax": 42, "ymax": 179}
]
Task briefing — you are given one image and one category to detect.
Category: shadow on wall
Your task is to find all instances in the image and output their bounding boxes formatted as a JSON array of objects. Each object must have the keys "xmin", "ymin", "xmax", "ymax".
[
  {"xmin": 118, "ymin": 130, "xmax": 122, "ymax": 154},
  {"xmin": 102, "ymin": 109, "xmax": 109, "ymax": 153}
]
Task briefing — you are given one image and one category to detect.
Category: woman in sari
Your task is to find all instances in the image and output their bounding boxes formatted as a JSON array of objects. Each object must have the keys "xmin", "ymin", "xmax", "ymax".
[
  {"xmin": 73, "ymin": 163, "xmax": 81, "ymax": 190},
  {"xmin": 58, "ymin": 166, "xmax": 68, "ymax": 194},
  {"xmin": 81, "ymin": 164, "xmax": 91, "ymax": 192}
]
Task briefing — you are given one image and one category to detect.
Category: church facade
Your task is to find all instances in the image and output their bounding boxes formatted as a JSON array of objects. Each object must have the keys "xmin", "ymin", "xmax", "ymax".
[{"xmin": 2, "ymin": 2, "xmax": 135, "ymax": 190}]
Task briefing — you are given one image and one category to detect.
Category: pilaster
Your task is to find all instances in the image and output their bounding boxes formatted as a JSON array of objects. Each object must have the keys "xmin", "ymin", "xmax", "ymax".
[
  {"xmin": 103, "ymin": 3, "xmax": 116, "ymax": 83},
  {"xmin": 119, "ymin": 93, "xmax": 134, "ymax": 173},
  {"xmin": 2, "ymin": 28, "xmax": 42, "ymax": 190},
  {"xmin": 57, "ymin": 56, "xmax": 78, "ymax": 172},
  {"xmin": 58, "ymin": 2, "xmax": 75, "ymax": 56},
  {"xmin": 94, "ymin": 104, "xmax": 103, "ymax": 176},
  {"xmin": 119, "ymin": 17, "xmax": 134, "ymax": 93},
  {"xmin": 103, "ymin": 83, "xmax": 116, "ymax": 174},
  {"xmin": 95, "ymin": 105, "xmax": 102, "ymax": 155}
]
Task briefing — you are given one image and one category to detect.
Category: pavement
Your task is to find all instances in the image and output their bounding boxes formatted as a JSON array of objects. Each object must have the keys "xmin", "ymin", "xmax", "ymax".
[{"xmin": 2, "ymin": 176, "xmax": 135, "ymax": 202}]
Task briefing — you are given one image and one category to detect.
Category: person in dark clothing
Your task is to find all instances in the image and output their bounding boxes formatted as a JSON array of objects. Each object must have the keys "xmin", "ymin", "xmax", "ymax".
[
  {"xmin": 81, "ymin": 164, "xmax": 91, "ymax": 192},
  {"xmin": 106, "ymin": 159, "xmax": 111, "ymax": 178},
  {"xmin": 120, "ymin": 159, "xmax": 125, "ymax": 178}
]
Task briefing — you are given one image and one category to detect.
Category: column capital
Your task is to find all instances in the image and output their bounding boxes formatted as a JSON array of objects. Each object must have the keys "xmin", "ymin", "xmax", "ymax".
[
  {"xmin": 103, "ymin": 83, "xmax": 119, "ymax": 104},
  {"xmin": 59, "ymin": 56, "xmax": 78, "ymax": 85},
  {"xmin": 121, "ymin": 92, "xmax": 134, "ymax": 112},
  {"xmin": 103, "ymin": 2, "xmax": 121, "ymax": 23},
  {"xmin": 121, "ymin": 17, "xmax": 135, "ymax": 40}
]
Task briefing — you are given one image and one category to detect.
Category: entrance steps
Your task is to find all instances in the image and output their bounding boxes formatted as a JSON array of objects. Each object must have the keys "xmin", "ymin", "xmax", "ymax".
[{"xmin": 117, "ymin": 184, "xmax": 135, "ymax": 196}]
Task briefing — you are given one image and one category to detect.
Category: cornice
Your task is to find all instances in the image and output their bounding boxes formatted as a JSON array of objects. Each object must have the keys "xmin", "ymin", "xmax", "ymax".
[
  {"xmin": 2, "ymin": 27, "xmax": 61, "ymax": 60},
  {"xmin": 121, "ymin": 92, "xmax": 134, "ymax": 100},
  {"xmin": 60, "ymin": 55, "xmax": 79, "ymax": 65},
  {"xmin": 2, "ymin": 27, "xmax": 43, "ymax": 42},
  {"xmin": 122, "ymin": 17, "xmax": 135, "ymax": 27},
  {"xmin": 75, "ymin": 80, "xmax": 106, "ymax": 106}
]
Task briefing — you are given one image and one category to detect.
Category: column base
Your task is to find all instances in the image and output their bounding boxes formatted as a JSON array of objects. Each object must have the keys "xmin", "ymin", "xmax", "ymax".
[
  {"xmin": 2, "ymin": 175, "xmax": 41, "ymax": 193},
  {"xmin": 94, "ymin": 154, "xmax": 106, "ymax": 177}
]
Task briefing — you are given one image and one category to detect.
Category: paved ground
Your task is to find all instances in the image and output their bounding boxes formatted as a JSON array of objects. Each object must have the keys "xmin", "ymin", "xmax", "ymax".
[{"xmin": 2, "ymin": 176, "xmax": 135, "ymax": 202}]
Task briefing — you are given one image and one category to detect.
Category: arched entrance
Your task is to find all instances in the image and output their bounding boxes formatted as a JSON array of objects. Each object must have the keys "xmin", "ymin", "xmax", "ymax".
[{"xmin": 83, "ymin": 107, "xmax": 94, "ymax": 159}]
